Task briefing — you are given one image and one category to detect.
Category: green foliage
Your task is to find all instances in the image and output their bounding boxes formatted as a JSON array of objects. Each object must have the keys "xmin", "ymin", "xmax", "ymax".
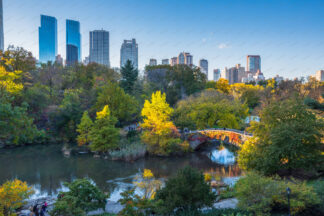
[
  {"xmin": 118, "ymin": 189, "xmax": 153, "ymax": 216},
  {"xmin": 120, "ymin": 60, "xmax": 138, "ymax": 95},
  {"xmin": 238, "ymin": 98, "xmax": 324, "ymax": 175},
  {"xmin": 175, "ymin": 209, "xmax": 252, "ymax": 216},
  {"xmin": 311, "ymin": 180, "xmax": 324, "ymax": 213},
  {"xmin": 24, "ymin": 84, "xmax": 50, "ymax": 115},
  {"xmin": 235, "ymin": 172, "xmax": 320, "ymax": 216},
  {"xmin": 206, "ymin": 78, "xmax": 230, "ymax": 94},
  {"xmin": 94, "ymin": 82, "xmax": 139, "ymax": 125},
  {"xmin": 50, "ymin": 179, "xmax": 107, "ymax": 216},
  {"xmin": 0, "ymin": 92, "xmax": 45, "ymax": 146},
  {"xmin": 76, "ymin": 111, "xmax": 93, "ymax": 146},
  {"xmin": 304, "ymin": 97, "xmax": 324, "ymax": 110},
  {"xmin": 174, "ymin": 89, "xmax": 248, "ymax": 130},
  {"xmin": 89, "ymin": 105, "xmax": 119, "ymax": 152},
  {"xmin": 155, "ymin": 167, "xmax": 216, "ymax": 214}
]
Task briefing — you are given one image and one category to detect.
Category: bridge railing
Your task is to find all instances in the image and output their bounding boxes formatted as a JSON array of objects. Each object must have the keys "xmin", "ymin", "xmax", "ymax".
[{"xmin": 185, "ymin": 128, "xmax": 253, "ymax": 137}]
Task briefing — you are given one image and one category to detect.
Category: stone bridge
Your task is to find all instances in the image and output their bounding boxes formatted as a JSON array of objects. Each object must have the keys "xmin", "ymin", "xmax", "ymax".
[{"xmin": 184, "ymin": 128, "xmax": 253, "ymax": 150}]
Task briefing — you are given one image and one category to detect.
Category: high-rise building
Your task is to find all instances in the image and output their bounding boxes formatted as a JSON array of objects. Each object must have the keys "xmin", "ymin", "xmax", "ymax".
[
  {"xmin": 162, "ymin": 59, "xmax": 169, "ymax": 65},
  {"xmin": 120, "ymin": 39, "xmax": 138, "ymax": 69},
  {"xmin": 66, "ymin": 19, "xmax": 81, "ymax": 66},
  {"xmin": 199, "ymin": 59, "xmax": 208, "ymax": 76},
  {"xmin": 221, "ymin": 64, "xmax": 245, "ymax": 84},
  {"xmin": 315, "ymin": 70, "xmax": 324, "ymax": 82},
  {"xmin": 0, "ymin": 0, "xmax": 4, "ymax": 51},
  {"xmin": 39, "ymin": 15, "xmax": 57, "ymax": 63},
  {"xmin": 177, "ymin": 52, "xmax": 193, "ymax": 66},
  {"xmin": 89, "ymin": 30, "xmax": 110, "ymax": 67},
  {"xmin": 170, "ymin": 57, "xmax": 177, "ymax": 66},
  {"xmin": 247, "ymin": 55, "xmax": 261, "ymax": 74},
  {"xmin": 55, "ymin": 54, "xmax": 63, "ymax": 66},
  {"xmin": 235, "ymin": 64, "xmax": 246, "ymax": 83},
  {"xmin": 149, "ymin": 58, "xmax": 157, "ymax": 66},
  {"xmin": 213, "ymin": 69, "xmax": 221, "ymax": 81}
]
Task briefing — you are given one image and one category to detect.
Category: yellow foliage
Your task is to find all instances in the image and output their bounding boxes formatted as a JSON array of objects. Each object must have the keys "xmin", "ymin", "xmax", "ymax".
[
  {"xmin": 204, "ymin": 173, "xmax": 212, "ymax": 182},
  {"xmin": 0, "ymin": 65, "xmax": 23, "ymax": 94},
  {"xmin": 143, "ymin": 169, "xmax": 154, "ymax": 179},
  {"xmin": 0, "ymin": 180, "xmax": 34, "ymax": 216},
  {"xmin": 96, "ymin": 105, "xmax": 110, "ymax": 119},
  {"xmin": 134, "ymin": 169, "xmax": 162, "ymax": 200}
]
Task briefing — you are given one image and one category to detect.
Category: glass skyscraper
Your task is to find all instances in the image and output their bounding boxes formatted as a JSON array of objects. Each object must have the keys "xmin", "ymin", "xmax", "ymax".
[
  {"xmin": 39, "ymin": 15, "xmax": 57, "ymax": 63},
  {"xmin": 66, "ymin": 20, "xmax": 81, "ymax": 66},
  {"xmin": 247, "ymin": 55, "xmax": 261, "ymax": 74},
  {"xmin": 89, "ymin": 30, "xmax": 110, "ymax": 67},
  {"xmin": 0, "ymin": 0, "xmax": 3, "ymax": 51},
  {"xmin": 120, "ymin": 39, "xmax": 138, "ymax": 69}
]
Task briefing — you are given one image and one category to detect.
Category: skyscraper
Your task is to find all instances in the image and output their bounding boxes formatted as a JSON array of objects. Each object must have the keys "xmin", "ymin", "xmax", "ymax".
[
  {"xmin": 120, "ymin": 39, "xmax": 138, "ymax": 69},
  {"xmin": 149, "ymin": 58, "xmax": 157, "ymax": 66},
  {"xmin": 162, "ymin": 59, "xmax": 169, "ymax": 65},
  {"xmin": 0, "ymin": 0, "xmax": 4, "ymax": 51},
  {"xmin": 177, "ymin": 52, "xmax": 193, "ymax": 66},
  {"xmin": 89, "ymin": 30, "xmax": 110, "ymax": 67},
  {"xmin": 315, "ymin": 70, "xmax": 324, "ymax": 82},
  {"xmin": 199, "ymin": 59, "xmax": 208, "ymax": 76},
  {"xmin": 213, "ymin": 69, "xmax": 221, "ymax": 81},
  {"xmin": 170, "ymin": 57, "xmax": 177, "ymax": 66},
  {"xmin": 66, "ymin": 19, "xmax": 81, "ymax": 66},
  {"xmin": 39, "ymin": 15, "xmax": 57, "ymax": 63},
  {"xmin": 247, "ymin": 55, "xmax": 261, "ymax": 74}
]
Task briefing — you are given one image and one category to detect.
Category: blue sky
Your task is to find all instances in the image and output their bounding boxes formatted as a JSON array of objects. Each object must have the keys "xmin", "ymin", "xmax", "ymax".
[{"xmin": 4, "ymin": 0, "xmax": 324, "ymax": 79}]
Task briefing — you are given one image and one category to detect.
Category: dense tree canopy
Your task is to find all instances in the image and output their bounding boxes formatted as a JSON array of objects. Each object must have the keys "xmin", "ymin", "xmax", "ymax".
[{"xmin": 120, "ymin": 60, "xmax": 138, "ymax": 95}]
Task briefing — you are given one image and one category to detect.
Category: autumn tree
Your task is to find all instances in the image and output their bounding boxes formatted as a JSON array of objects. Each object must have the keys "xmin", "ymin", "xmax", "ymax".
[
  {"xmin": 141, "ymin": 91, "xmax": 182, "ymax": 155},
  {"xmin": 206, "ymin": 78, "xmax": 230, "ymax": 94},
  {"xmin": 238, "ymin": 98, "xmax": 324, "ymax": 175},
  {"xmin": 0, "ymin": 179, "xmax": 34, "ymax": 216},
  {"xmin": 0, "ymin": 64, "xmax": 23, "ymax": 95},
  {"xmin": 231, "ymin": 83, "xmax": 263, "ymax": 109},
  {"xmin": 89, "ymin": 105, "xmax": 119, "ymax": 152},
  {"xmin": 76, "ymin": 111, "xmax": 93, "ymax": 146},
  {"xmin": 120, "ymin": 60, "xmax": 138, "ymax": 95}
]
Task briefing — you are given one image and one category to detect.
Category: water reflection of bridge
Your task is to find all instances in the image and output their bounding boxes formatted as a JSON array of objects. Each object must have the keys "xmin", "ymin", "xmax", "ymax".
[{"xmin": 185, "ymin": 128, "xmax": 253, "ymax": 148}]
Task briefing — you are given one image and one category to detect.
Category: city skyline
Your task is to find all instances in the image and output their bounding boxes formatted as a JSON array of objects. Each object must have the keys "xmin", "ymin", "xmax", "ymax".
[
  {"xmin": 3, "ymin": 0, "xmax": 324, "ymax": 79},
  {"xmin": 39, "ymin": 15, "xmax": 57, "ymax": 63}
]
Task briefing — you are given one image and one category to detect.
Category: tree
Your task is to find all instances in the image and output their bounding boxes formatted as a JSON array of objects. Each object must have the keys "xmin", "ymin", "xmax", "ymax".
[
  {"xmin": 206, "ymin": 78, "xmax": 230, "ymax": 94},
  {"xmin": 155, "ymin": 167, "xmax": 216, "ymax": 214},
  {"xmin": 94, "ymin": 82, "xmax": 139, "ymax": 125},
  {"xmin": 0, "ymin": 64, "xmax": 23, "ymax": 95},
  {"xmin": 230, "ymin": 83, "xmax": 263, "ymax": 109},
  {"xmin": 76, "ymin": 111, "xmax": 93, "ymax": 146},
  {"xmin": 238, "ymin": 98, "xmax": 324, "ymax": 175},
  {"xmin": 141, "ymin": 91, "xmax": 182, "ymax": 155},
  {"xmin": 0, "ymin": 180, "xmax": 34, "ymax": 216},
  {"xmin": 174, "ymin": 89, "xmax": 248, "ymax": 130},
  {"xmin": 120, "ymin": 60, "xmax": 138, "ymax": 95},
  {"xmin": 89, "ymin": 105, "xmax": 119, "ymax": 152},
  {"xmin": 50, "ymin": 179, "xmax": 107, "ymax": 216}
]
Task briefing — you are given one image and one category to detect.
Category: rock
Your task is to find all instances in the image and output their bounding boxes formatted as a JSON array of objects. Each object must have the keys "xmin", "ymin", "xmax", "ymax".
[
  {"xmin": 213, "ymin": 198, "xmax": 238, "ymax": 209},
  {"xmin": 210, "ymin": 180, "xmax": 227, "ymax": 188},
  {"xmin": 18, "ymin": 210, "xmax": 31, "ymax": 216}
]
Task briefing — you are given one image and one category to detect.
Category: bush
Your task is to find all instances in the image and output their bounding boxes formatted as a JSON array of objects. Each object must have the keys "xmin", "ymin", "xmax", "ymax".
[
  {"xmin": 235, "ymin": 172, "xmax": 320, "ymax": 216},
  {"xmin": 109, "ymin": 141, "xmax": 146, "ymax": 161},
  {"xmin": 155, "ymin": 166, "xmax": 216, "ymax": 215},
  {"xmin": 174, "ymin": 208, "xmax": 251, "ymax": 216},
  {"xmin": 50, "ymin": 179, "xmax": 108, "ymax": 216}
]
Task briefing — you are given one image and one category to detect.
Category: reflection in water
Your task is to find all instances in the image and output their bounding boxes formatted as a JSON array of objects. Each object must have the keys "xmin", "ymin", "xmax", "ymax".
[
  {"xmin": 210, "ymin": 148, "xmax": 236, "ymax": 165},
  {"xmin": 0, "ymin": 144, "xmax": 241, "ymax": 199}
]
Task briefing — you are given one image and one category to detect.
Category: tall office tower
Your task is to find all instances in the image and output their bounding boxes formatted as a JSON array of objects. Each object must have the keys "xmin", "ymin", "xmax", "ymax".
[
  {"xmin": 170, "ymin": 57, "xmax": 177, "ymax": 66},
  {"xmin": 120, "ymin": 39, "xmax": 138, "ymax": 69},
  {"xmin": 149, "ymin": 58, "xmax": 157, "ymax": 66},
  {"xmin": 235, "ymin": 64, "xmax": 246, "ymax": 83},
  {"xmin": 177, "ymin": 52, "xmax": 193, "ymax": 66},
  {"xmin": 315, "ymin": 70, "xmax": 324, "ymax": 82},
  {"xmin": 0, "ymin": 0, "xmax": 4, "ymax": 51},
  {"xmin": 89, "ymin": 30, "xmax": 110, "ymax": 67},
  {"xmin": 66, "ymin": 19, "xmax": 81, "ymax": 66},
  {"xmin": 161, "ymin": 59, "xmax": 169, "ymax": 65},
  {"xmin": 221, "ymin": 68, "xmax": 229, "ymax": 81},
  {"xmin": 55, "ymin": 54, "xmax": 63, "ymax": 66},
  {"xmin": 213, "ymin": 69, "xmax": 221, "ymax": 81},
  {"xmin": 199, "ymin": 59, "xmax": 208, "ymax": 76},
  {"xmin": 39, "ymin": 15, "xmax": 57, "ymax": 63},
  {"xmin": 247, "ymin": 55, "xmax": 261, "ymax": 75}
]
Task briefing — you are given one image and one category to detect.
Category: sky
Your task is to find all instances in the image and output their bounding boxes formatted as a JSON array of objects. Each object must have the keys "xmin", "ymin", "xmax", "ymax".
[{"xmin": 3, "ymin": 0, "xmax": 324, "ymax": 79}]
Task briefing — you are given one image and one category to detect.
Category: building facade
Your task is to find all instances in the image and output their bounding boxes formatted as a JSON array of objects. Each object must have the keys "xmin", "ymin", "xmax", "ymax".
[
  {"xmin": 162, "ymin": 59, "xmax": 169, "ymax": 65},
  {"xmin": 149, "ymin": 58, "xmax": 157, "ymax": 66},
  {"xmin": 39, "ymin": 15, "xmax": 57, "ymax": 63},
  {"xmin": 89, "ymin": 30, "xmax": 110, "ymax": 67},
  {"xmin": 170, "ymin": 57, "xmax": 177, "ymax": 66},
  {"xmin": 66, "ymin": 19, "xmax": 81, "ymax": 66},
  {"xmin": 316, "ymin": 70, "xmax": 324, "ymax": 82},
  {"xmin": 199, "ymin": 59, "xmax": 208, "ymax": 76},
  {"xmin": 0, "ymin": 0, "xmax": 4, "ymax": 51},
  {"xmin": 55, "ymin": 54, "xmax": 63, "ymax": 66},
  {"xmin": 247, "ymin": 55, "xmax": 261, "ymax": 74},
  {"xmin": 213, "ymin": 69, "xmax": 221, "ymax": 81},
  {"xmin": 120, "ymin": 39, "xmax": 138, "ymax": 69},
  {"xmin": 177, "ymin": 52, "xmax": 193, "ymax": 66}
]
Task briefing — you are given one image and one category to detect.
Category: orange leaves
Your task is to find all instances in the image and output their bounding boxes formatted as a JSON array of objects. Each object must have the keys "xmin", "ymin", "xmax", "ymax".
[{"xmin": 199, "ymin": 130, "xmax": 243, "ymax": 146}]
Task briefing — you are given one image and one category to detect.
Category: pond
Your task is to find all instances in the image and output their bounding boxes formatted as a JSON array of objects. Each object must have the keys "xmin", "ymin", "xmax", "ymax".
[{"xmin": 0, "ymin": 144, "xmax": 242, "ymax": 201}]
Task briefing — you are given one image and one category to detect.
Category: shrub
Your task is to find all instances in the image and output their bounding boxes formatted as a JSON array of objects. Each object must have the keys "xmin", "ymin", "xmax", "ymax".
[
  {"xmin": 109, "ymin": 141, "xmax": 146, "ymax": 161},
  {"xmin": 235, "ymin": 172, "xmax": 320, "ymax": 216},
  {"xmin": 155, "ymin": 166, "xmax": 216, "ymax": 215},
  {"xmin": 50, "ymin": 179, "xmax": 108, "ymax": 216}
]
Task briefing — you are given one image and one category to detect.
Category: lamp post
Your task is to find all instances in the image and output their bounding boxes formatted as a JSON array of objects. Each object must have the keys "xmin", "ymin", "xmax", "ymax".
[{"xmin": 287, "ymin": 187, "xmax": 291, "ymax": 216}]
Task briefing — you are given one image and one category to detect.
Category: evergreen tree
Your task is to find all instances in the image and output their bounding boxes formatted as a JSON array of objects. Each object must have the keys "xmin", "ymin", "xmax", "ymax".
[
  {"xmin": 76, "ymin": 111, "xmax": 93, "ymax": 146},
  {"xmin": 120, "ymin": 60, "xmax": 138, "ymax": 95},
  {"xmin": 89, "ymin": 105, "xmax": 119, "ymax": 152}
]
